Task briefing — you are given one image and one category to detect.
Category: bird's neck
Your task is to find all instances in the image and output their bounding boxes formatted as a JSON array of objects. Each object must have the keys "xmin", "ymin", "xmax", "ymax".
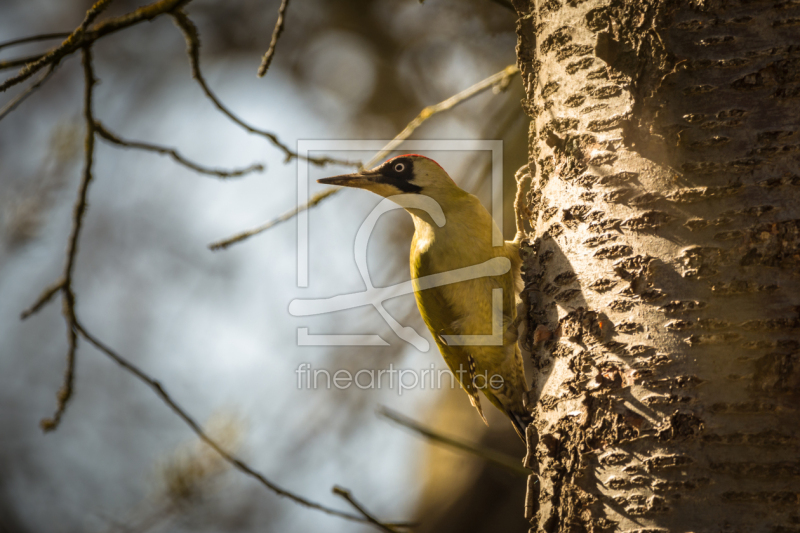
[
  {"xmin": 406, "ymin": 192, "xmax": 492, "ymax": 255},
  {"xmin": 408, "ymin": 210, "xmax": 437, "ymax": 252},
  {"xmin": 405, "ymin": 196, "xmax": 463, "ymax": 239}
]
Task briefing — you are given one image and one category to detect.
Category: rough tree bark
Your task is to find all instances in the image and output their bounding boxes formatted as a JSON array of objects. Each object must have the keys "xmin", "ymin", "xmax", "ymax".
[{"xmin": 512, "ymin": 0, "xmax": 800, "ymax": 531}]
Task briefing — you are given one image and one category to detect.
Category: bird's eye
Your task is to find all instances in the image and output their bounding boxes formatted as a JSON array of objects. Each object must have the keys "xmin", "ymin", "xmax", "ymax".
[{"xmin": 393, "ymin": 162, "xmax": 406, "ymax": 173}]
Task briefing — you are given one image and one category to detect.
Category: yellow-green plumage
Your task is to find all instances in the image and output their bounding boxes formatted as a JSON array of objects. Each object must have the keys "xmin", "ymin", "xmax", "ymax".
[
  {"xmin": 409, "ymin": 187, "xmax": 529, "ymax": 437},
  {"xmin": 318, "ymin": 154, "xmax": 531, "ymax": 440}
]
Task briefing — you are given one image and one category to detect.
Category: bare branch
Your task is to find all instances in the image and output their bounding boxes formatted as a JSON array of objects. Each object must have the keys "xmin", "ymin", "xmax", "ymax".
[
  {"xmin": 73, "ymin": 320, "xmax": 409, "ymax": 529},
  {"xmin": 0, "ymin": 0, "xmax": 192, "ymax": 93},
  {"xmin": 9, "ymin": 5, "xmax": 414, "ymax": 529},
  {"xmin": 94, "ymin": 120, "xmax": 264, "ymax": 178},
  {"xmin": 64, "ymin": 47, "xmax": 96, "ymax": 302},
  {"xmin": 0, "ymin": 54, "xmax": 46, "ymax": 72},
  {"xmin": 171, "ymin": 10, "xmax": 356, "ymax": 168},
  {"xmin": 77, "ymin": 0, "xmax": 117, "ymax": 32},
  {"xmin": 0, "ymin": 63, "xmax": 57, "ymax": 122},
  {"xmin": 366, "ymin": 64, "xmax": 519, "ymax": 168},
  {"xmin": 208, "ymin": 187, "xmax": 338, "ymax": 251},
  {"xmin": 332, "ymin": 486, "xmax": 404, "ymax": 533},
  {"xmin": 210, "ymin": 64, "xmax": 520, "ymax": 251},
  {"xmin": 0, "ymin": 32, "xmax": 71, "ymax": 52},
  {"xmin": 1, "ymin": 2, "xmax": 352, "ymax": 168},
  {"xmin": 20, "ymin": 277, "xmax": 65, "ymax": 320},
  {"xmin": 0, "ymin": 0, "xmax": 115, "ymax": 90},
  {"xmin": 87, "ymin": 0, "xmax": 191, "ymax": 36},
  {"xmin": 40, "ymin": 45, "xmax": 98, "ymax": 432},
  {"xmin": 378, "ymin": 406, "xmax": 529, "ymax": 476},
  {"xmin": 256, "ymin": 0, "xmax": 290, "ymax": 78}
]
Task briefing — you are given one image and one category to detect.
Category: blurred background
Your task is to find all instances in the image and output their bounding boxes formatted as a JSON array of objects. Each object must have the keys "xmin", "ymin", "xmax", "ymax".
[{"xmin": 0, "ymin": 0, "xmax": 530, "ymax": 531}]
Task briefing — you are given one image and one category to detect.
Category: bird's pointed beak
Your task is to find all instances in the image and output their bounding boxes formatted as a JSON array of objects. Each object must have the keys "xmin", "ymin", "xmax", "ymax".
[{"xmin": 317, "ymin": 170, "xmax": 376, "ymax": 187}]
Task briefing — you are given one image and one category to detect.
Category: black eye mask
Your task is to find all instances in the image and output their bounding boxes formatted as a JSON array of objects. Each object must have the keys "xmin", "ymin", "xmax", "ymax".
[{"xmin": 375, "ymin": 158, "xmax": 422, "ymax": 193}]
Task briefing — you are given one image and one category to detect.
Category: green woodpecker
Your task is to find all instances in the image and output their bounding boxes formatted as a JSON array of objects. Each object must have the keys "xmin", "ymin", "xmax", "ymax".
[{"xmin": 319, "ymin": 155, "xmax": 531, "ymax": 440}]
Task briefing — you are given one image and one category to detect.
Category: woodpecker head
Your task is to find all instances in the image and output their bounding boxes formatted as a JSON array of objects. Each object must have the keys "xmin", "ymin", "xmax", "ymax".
[{"xmin": 317, "ymin": 155, "xmax": 460, "ymax": 200}]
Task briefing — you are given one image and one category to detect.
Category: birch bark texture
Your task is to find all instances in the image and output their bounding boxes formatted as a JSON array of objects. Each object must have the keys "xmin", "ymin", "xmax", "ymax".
[{"xmin": 512, "ymin": 0, "xmax": 800, "ymax": 531}]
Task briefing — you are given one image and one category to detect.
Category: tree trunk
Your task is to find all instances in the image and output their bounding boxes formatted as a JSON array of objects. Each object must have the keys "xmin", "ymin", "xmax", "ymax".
[{"xmin": 512, "ymin": 0, "xmax": 800, "ymax": 531}]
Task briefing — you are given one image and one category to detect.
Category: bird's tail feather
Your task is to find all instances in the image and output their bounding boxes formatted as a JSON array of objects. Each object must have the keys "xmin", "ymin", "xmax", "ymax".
[{"xmin": 469, "ymin": 394, "xmax": 489, "ymax": 426}]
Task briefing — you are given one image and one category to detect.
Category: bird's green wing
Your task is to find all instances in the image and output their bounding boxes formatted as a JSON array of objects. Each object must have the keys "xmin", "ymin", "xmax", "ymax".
[{"xmin": 410, "ymin": 247, "xmax": 490, "ymax": 423}]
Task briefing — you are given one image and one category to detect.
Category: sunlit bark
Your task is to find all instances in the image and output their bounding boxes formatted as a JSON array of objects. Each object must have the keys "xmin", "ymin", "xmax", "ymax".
[{"xmin": 514, "ymin": 0, "xmax": 800, "ymax": 530}]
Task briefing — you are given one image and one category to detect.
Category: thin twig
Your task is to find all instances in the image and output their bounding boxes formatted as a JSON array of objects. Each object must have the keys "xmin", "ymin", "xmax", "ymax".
[
  {"xmin": 73, "ymin": 320, "xmax": 410, "ymax": 530},
  {"xmin": 0, "ymin": 63, "xmax": 57, "ymax": 122},
  {"xmin": 332, "ymin": 486, "xmax": 403, "ymax": 533},
  {"xmin": 209, "ymin": 64, "xmax": 520, "ymax": 251},
  {"xmin": 367, "ymin": 64, "xmax": 519, "ymax": 168},
  {"xmin": 11, "ymin": 0, "xmax": 346, "ymax": 429},
  {"xmin": 256, "ymin": 0, "xmax": 290, "ymax": 78},
  {"xmin": 20, "ymin": 277, "xmax": 65, "ymax": 320},
  {"xmin": 77, "ymin": 0, "xmax": 117, "ymax": 31},
  {"xmin": 378, "ymin": 407, "xmax": 529, "ymax": 476},
  {"xmin": 0, "ymin": 32, "xmax": 72, "ymax": 52},
  {"xmin": 94, "ymin": 120, "xmax": 264, "ymax": 178},
  {"xmin": 171, "ymin": 10, "xmax": 356, "ymax": 168},
  {"xmin": 208, "ymin": 187, "xmax": 338, "ymax": 250},
  {"xmin": 10, "ymin": 4, "xmax": 411, "ymax": 529},
  {"xmin": 2, "ymin": 1, "xmax": 348, "ymax": 169},
  {"xmin": 39, "ymin": 45, "xmax": 97, "ymax": 433},
  {"xmin": 0, "ymin": 0, "xmax": 191, "ymax": 93},
  {"xmin": 0, "ymin": 54, "xmax": 46, "ymax": 71},
  {"xmin": 0, "ymin": 0, "xmax": 116, "ymax": 90}
]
